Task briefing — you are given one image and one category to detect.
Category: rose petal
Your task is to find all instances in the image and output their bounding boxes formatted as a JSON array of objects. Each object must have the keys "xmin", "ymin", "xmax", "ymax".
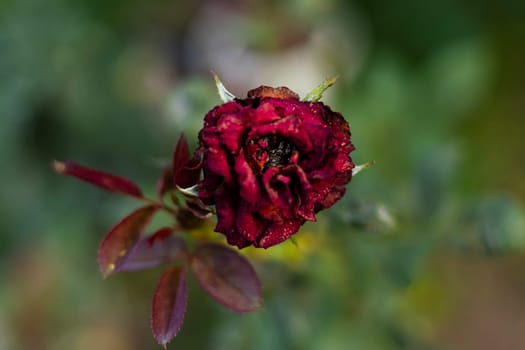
[
  {"xmin": 214, "ymin": 189, "xmax": 237, "ymax": 235},
  {"xmin": 263, "ymin": 169, "xmax": 294, "ymax": 211},
  {"xmin": 249, "ymin": 101, "xmax": 282, "ymax": 125},
  {"xmin": 258, "ymin": 219, "xmax": 304, "ymax": 248},
  {"xmin": 236, "ymin": 204, "xmax": 265, "ymax": 242},
  {"xmin": 206, "ymin": 147, "xmax": 233, "ymax": 184},
  {"xmin": 197, "ymin": 173, "xmax": 223, "ymax": 205},
  {"xmin": 262, "ymin": 165, "xmax": 315, "ymax": 221},
  {"xmin": 314, "ymin": 185, "xmax": 346, "ymax": 210},
  {"xmin": 234, "ymin": 151, "xmax": 261, "ymax": 204},
  {"xmin": 217, "ymin": 113, "xmax": 246, "ymax": 154},
  {"xmin": 247, "ymin": 115, "xmax": 313, "ymax": 153},
  {"xmin": 203, "ymin": 102, "xmax": 243, "ymax": 125},
  {"xmin": 151, "ymin": 266, "xmax": 188, "ymax": 347},
  {"xmin": 98, "ymin": 205, "xmax": 161, "ymax": 277},
  {"xmin": 53, "ymin": 160, "xmax": 143, "ymax": 198},
  {"xmin": 247, "ymin": 86, "xmax": 299, "ymax": 99},
  {"xmin": 191, "ymin": 243, "xmax": 262, "ymax": 312},
  {"xmin": 290, "ymin": 166, "xmax": 316, "ymax": 221}
]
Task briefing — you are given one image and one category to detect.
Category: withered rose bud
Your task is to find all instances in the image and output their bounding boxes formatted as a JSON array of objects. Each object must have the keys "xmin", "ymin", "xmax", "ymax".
[{"xmin": 197, "ymin": 86, "xmax": 355, "ymax": 248}]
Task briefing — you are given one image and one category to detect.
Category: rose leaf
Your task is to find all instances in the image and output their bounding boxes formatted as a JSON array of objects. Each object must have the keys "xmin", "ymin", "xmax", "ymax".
[
  {"xmin": 157, "ymin": 167, "xmax": 175, "ymax": 198},
  {"xmin": 213, "ymin": 72, "xmax": 236, "ymax": 102},
  {"xmin": 53, "ymin": 160, "xmax": 143, "ymax": 198},
  {"xmin": 191, "ymin": 243, "xmax": 262, "ymax": 312},
  {"xmin": 151, "ymin": 266, "xmax": 188, "ymax": 348},
  {"xmin": 172, "ymin": 133, "xmax": 190, "ymax": 176},
  {"xmin": 98, "ymin": 205, "xmax": 161, "ymax": 277},
  {"xmin": 117, "ymin": 227, "xmax": 188, "ymax": 273},
  {"xmin": 175, "ymin": 155, "xmax": 202, "ymax": 189},
  {"xmin": 352, "ymin": 160, "xmax": 376, "ymax": 176},
  {"xmin": 302, "ymin": 76, "xmax": 338, "ymax": 102}
]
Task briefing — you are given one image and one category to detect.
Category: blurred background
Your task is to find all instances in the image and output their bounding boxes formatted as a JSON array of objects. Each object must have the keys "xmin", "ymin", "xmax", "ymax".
[{"xmin": 2, "ymin": 0, "xmax": 525, "ymax": 349}]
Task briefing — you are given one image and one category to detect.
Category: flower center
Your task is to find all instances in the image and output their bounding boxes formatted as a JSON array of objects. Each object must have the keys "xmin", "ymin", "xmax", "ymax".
[{"xmin": 247, "ymin": 135, "xmax": 295, "ymax": 173}]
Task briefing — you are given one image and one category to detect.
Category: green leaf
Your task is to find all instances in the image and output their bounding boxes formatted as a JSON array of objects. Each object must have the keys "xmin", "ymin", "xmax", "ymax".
[
  {"xmin": 176, "ymin": 184, "xmax": 199, "ymax": 198},
  {"xmin": 352, "ymin": 160, "xmax": 376, "ymax": 177},
  {"xmin": 213, "ymin": 72, "xmax": 236, "ymax": 103},
  {"xmin": 302, "ymin": 76, "xmax": 338, "ymax": 102}
]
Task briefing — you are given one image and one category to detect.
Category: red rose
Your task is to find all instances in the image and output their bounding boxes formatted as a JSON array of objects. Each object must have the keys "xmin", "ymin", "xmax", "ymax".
[{"xmin": 198, "ymin": 86, "xmax": 355, "ymax": 248}]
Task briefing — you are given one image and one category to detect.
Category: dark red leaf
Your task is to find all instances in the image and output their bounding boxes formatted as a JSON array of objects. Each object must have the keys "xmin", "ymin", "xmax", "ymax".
[
  {"xmin": 117, "ymin": 228, "xmax": 187, "ymax": 272},
  {"xmin": 151, "ymin": 266, "xmax": 188, "ymax": 347},
  {"xmin": 174, "ymin": 155, "xmax": 202, "ymax": 189},
  {"xmin": 147, "ymin": 227, "xmax": 176, "ymax": 244},
  {"xmin": 172, "ymin": 133, "xmax": 190, "ymax": 176},
  {"xmin": 171, "ymin": 133, "xmax": 202, "ymax": 189},
  {"xmin": 53, "ymin": 160, "xmax": 143, "ymax": 198},
  {"xmin": 191, "ymin": 243, "xmax": 262, "ymax": 312},
  {"xmin": 156, "ymin": 167, "xmax": 175, "ymax": 198},
  {"xmin": 98, "ymin": 205, "xmax": 161, "ymax": 277}
]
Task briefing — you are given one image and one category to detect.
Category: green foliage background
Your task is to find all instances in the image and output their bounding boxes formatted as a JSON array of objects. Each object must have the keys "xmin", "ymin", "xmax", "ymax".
[{"xmin": 1, "ymin": 0, "xmax": 525, "ymax": 349}]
